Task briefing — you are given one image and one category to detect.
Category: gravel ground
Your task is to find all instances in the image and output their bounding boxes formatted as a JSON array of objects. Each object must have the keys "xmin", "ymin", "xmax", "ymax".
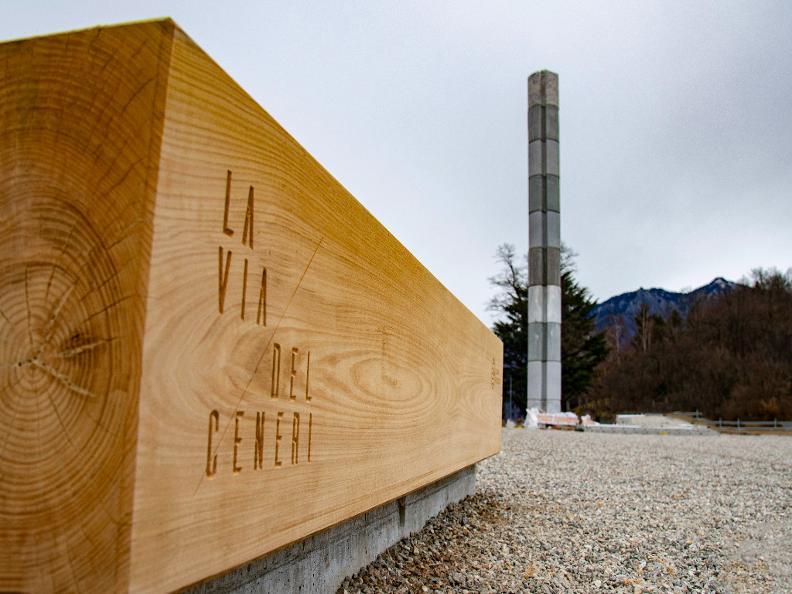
[{"xmin": 339, "ymin": 428, "xmax": 792, "ymax": 593}]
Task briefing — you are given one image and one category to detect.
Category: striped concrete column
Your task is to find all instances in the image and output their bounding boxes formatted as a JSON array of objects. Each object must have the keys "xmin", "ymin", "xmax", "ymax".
[{"xmin": 527, "ymin": 71, "xmax": 561, "ymax": 413}]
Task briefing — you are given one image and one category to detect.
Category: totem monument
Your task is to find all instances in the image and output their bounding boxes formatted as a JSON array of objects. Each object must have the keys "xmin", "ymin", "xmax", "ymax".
[{"xmin": 527, "ymin": 71, "xmax": 561, "ymax": 413}]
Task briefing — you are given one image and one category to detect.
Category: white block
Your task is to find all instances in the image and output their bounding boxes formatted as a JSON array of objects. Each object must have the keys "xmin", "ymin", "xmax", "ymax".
[
  {"xmin": 528, "ymin": 285, "xmax": 545, "ymax": 323},
  {"xmin": 528, "ymin": 323, "xmax": 545, "ymax": 361},
  {"xmin": 545, "ymin": 286, "xmax": 562, "ymax": 323},
  {"xmin": 545, "ymin": 361, "xmax": 561, "ymax": 412}
]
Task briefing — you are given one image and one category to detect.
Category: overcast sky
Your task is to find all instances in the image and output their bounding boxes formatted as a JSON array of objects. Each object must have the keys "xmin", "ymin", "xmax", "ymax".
[{"xmin": 3, "ymin": 1, "xmax": 791, "ymax": 325}]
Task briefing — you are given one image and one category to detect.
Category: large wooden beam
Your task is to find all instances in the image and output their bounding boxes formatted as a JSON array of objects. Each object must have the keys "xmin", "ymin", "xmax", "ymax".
[{"xmin": 0, "ymin": 19, "xmax": 502, "ymax": 593}]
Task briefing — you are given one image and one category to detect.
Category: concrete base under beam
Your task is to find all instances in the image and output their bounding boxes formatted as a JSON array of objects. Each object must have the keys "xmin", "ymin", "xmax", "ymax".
[{"xmin": 182, "ymin": 465, "xmax": 477, "ymax": 594}]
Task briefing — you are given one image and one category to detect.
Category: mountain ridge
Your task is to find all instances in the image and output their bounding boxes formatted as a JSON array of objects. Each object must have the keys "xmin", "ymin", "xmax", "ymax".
[{"xmin": 592, "ymin": 277, "xmax": 738, "ymax": 344}]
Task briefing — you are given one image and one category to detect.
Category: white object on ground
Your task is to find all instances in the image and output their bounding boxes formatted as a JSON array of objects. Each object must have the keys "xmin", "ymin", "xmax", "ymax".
[
  {"xmin": 537, "ymin": 411, "xmax": 579, "ymax": 428},
  {"xmin": 525, "ymin": 408, "xmax": 540, "ymax": 429}
]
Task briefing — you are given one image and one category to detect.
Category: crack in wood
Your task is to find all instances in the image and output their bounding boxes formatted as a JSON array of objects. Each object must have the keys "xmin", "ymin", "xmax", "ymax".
[
  {"xmin": 31, "ymin": 359, "xmax": 95, "ymax": 398},
  {"xmin": 54, "ymin": 338, "xmax": 112, "ymax": 359},
  {"xmin": 39, "ymin": 284, "xmax": 75, "ymax": 352}
]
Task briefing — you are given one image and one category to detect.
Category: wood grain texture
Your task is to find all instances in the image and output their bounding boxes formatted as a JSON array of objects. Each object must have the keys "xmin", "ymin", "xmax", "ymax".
[
  {"xmin": 0, "ymin": 20, "xmax": 174, "ymax": 593},
  {"xmin": 1, "ymin": 20, "xmax": 502, "ymax": 593}
]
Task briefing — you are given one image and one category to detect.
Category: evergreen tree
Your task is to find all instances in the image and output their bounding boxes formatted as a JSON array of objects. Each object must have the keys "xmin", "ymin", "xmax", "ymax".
[{"xmin": 560, "ymin": 251, "xmax": 609, "ymax": 411}]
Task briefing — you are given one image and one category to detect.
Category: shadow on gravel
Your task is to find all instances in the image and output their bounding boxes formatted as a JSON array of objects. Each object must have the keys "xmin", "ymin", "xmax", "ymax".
[{"xmin": 338, "ymin": 491, "xmax": 506, "ymax": 593}]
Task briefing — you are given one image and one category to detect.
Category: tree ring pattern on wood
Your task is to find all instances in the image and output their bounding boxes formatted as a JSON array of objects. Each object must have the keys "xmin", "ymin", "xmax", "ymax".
[{"xmin": 0, "ymin": 197, "xmax": 125, "ymax": 537}]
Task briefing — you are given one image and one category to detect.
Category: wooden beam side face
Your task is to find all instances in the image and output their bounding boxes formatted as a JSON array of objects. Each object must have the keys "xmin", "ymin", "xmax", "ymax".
[
  {"xmin": 0, "ymin": 21, "xmax": 173, "ymax": 593},
  {"xmin": 130, "ymin": 27, "xmax": 502, "ymax": 592}
]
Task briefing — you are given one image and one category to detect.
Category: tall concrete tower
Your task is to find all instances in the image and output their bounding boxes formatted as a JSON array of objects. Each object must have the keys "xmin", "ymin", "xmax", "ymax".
[{"xmin": 527, "ymin": 71, "xmax": 561, "ymax": 413}]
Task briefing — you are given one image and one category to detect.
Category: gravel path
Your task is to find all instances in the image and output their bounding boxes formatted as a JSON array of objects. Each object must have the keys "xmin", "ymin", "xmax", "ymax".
[{"xmin": 340, "ymin": 428, "xmax": 792, "ymax": 593}]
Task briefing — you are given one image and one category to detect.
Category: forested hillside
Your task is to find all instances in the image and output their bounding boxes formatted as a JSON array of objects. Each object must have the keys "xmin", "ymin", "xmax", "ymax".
[{"xmin": 584, "ymin": 270, "xmax": 792, "ymax": 421}]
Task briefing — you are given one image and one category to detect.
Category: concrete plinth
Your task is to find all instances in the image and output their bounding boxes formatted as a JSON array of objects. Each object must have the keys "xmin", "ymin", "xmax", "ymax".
[{"xmin": 182, "ymin": 465, "xmax": 477, "ymax": 594}]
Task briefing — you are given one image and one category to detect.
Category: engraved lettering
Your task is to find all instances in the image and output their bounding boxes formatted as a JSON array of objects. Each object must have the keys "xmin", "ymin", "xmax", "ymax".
[
  {"xmin": 242, "ymin": 185, "xmax": 254, "ymax": 248},
  {"xmin": 275, "ymin": 411, "xmax": 283, "ymax": 467},
  {"xmin": 254, "ymin": 411, "xmax": 265, "ymax": 470},
  {"xmin": 206, "ymin": 409, "xmax": 219, "ymax": 477},
  {"xmin": 291, "ymin": 412, "xmax": 300, "ymax": 464},
  {"xmin": 241, "ymin": 258, "xmax": 249, "ymax": 320},
  {"xmin": 271, "ymin": 343, "xmax": 281, "ymax": 398},
  {"xmin": 223, "ymin": 169, "xmax": 234, "ymax": 236},
  {"xmin": 201, "ymin": 406, "xmax": 316, "ymax": 475},
  {"xmin": 218, "ymin": 247, "xmax": 232, "ymax": 314},
  {"xmin": 256, "ymin": 268, "xmax": 267, "ymax": 326},
  {"xmin": 289, "ymin": 347, "xmax": 299, "ymax": 399},
  {"xmin": 308, "ymin": 412, "xmax": 313, "ymax": 463},
  {"xmin": 233, "ymin": 410, "xmax": 244, "ymax": 474},
  {"xmin": 305, "ymin": 351, "xmax": 311, "ymax": 401}
]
